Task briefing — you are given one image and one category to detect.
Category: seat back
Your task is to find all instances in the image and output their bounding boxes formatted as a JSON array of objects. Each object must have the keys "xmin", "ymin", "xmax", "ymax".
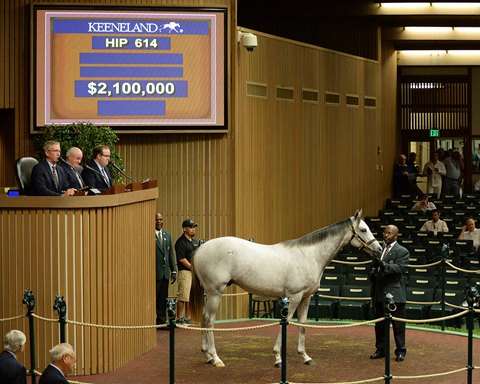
[{"xmin": 15, "ymin": 157, "xmax": 39, "ymax": 194}]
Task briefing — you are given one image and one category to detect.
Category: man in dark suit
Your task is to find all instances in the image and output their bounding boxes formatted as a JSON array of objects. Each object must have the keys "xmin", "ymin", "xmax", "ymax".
[
  {"xmin": 369, "ymin": 224, "xmax": 409, "ymax": 362},
  {"xmin": 81, "ymin": 145, "xmax": 113, "ymax": 192},
  {"xmin": 59, "ymin": 147, "xmax": 86, "ymax": 190},
  {"xmin": 0, "ymin": 329, "xmax": 27, "ymax": 384},
  {"xmin": 155, "ymin": 212, "xmax": 177, "ymax": 326},
  {"xmin": 30, "ymin": 141, "xmax": 77, "ymax": 196},
  {"xmin": 38, "ymin": 343, "xmax": 75, "ymax": 384}
]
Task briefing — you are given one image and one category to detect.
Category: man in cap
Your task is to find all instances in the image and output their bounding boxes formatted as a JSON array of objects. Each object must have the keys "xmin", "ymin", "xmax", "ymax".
[
  {"xmin": 442, "ymin": 147, "xmax": 463, "ymax": 198},
  {"xmin": 174, "ymin": 219, "xmax": 198, "ymax": 325}
]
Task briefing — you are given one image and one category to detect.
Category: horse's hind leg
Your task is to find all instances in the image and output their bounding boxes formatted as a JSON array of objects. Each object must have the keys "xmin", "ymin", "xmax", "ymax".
[
  {"xmin": 201, "ymin": 292, "xmax": 225, "ymax": 367},
  {"xmin": 296, "ymin": 297, "xmax": 314, "ymax": 365}
]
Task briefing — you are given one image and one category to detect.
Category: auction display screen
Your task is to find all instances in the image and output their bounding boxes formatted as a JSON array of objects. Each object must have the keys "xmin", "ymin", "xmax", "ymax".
[{"xmin": 33, "ymin": 8, "xmax": 226, "ymax": 132}]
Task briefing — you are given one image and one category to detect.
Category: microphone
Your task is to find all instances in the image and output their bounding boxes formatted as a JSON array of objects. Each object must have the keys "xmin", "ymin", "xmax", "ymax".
[
  {"xmin": 84, "ymin": 164, "xmax": 105, "ymax": 177},
  {"xmin": 110, "ymin": 162, "xmax": 137, "ymax": 182}
]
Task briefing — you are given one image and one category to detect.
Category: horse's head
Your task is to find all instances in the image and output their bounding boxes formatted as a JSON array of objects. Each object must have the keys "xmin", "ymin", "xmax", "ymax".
[{"xmin": 349, "ymin": 209, "xmax": 382, "ymax": 257}]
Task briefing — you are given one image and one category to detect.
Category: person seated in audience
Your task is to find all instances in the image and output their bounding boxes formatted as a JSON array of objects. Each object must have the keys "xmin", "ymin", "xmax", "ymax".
[
  {"xmin": 0, "ymin": 329, "xmax": 27, "ymax": 384},
  {"xmin": 411, "ymin": 194, "xmax": 436, "ymax": 213},
  {"xmin": 458, "ymin": 218, "xmax": 480, "ymax": 256},
  {"xmin": 474, "ymin": 179, "xmax": 480, "ymax": 192},
  {"xmin": 419, "ymin": 209, "xmax": 449, "ymax": 235}
]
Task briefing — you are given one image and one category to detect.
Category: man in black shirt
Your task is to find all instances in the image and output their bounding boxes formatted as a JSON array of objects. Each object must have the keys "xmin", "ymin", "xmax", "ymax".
[{"xmin": 174, "ymin": 219, "xmax": 198, "ymax": 325}]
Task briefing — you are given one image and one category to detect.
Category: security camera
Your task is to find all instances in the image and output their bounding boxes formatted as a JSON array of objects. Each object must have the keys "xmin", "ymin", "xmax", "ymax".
[{"xmin": 237, "ymin": 31, "xmax": 258, "ymax": 52}]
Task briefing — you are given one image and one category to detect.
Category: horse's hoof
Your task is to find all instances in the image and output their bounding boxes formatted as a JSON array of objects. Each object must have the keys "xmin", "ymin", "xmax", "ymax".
[
  {"xmin": 304, "ymin": 359, "xmax": 315, "ymax": 366},
  {"xmin": 275, "ymin": 362, "xmax": 282, "ymax": 368},
  {"xmin": 213, "ymin": 361, "xmax": 225, "ymax": 368}
]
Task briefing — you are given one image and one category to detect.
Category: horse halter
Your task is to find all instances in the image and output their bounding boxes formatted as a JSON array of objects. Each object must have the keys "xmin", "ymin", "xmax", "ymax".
[{"xmin": 349, "ymin": 223, "xmax": 377, "ymax": 253}]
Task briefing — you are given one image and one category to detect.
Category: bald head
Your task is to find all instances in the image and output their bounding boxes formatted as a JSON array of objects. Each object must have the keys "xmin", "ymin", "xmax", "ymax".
[{"xmin": 383, "ymin": 225, "xmax": 399, "ymax": 244}]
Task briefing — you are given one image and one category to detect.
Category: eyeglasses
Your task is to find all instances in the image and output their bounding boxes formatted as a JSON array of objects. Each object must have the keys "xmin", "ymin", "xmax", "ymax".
[
  {"xmin": 66, "ymin": 354, "xmax": 76, "ymax": 362},
  {"xmin": 47, "ymin": 149, "xmax": 61, "ymax": 152}
]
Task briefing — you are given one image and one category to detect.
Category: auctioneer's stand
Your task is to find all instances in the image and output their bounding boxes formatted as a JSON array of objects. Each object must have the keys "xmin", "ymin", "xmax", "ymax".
[{"xmin": 0, "ymin": 185, "xmax": 158, "ymax": 375}]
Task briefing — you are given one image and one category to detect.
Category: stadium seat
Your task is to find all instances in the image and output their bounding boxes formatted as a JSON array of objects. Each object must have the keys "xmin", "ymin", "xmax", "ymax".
[
  {"xmin": 308, "ymin": 285, "xmax": 340, "ymax": 320},
  {"xmin": 338, "ymin": 285, "xmax": 371, "ymax": 320},
  {"xmin": 429, "ymin": 289, "xmax": 465, "ymax": 328},
  {"xmin": 407, "ymin": 275, "xmax": 437, "ymax": 288},
  {"xmin": 321, "ymin": 274, "xmax": 346, "ymax": 289},
  {"xmin": 406, "ymin": 287, "xmax": 435, "ymax": 319},
  {"xmin": 346, "ymin": 274, "xmax": 370, "ymax": 286}
]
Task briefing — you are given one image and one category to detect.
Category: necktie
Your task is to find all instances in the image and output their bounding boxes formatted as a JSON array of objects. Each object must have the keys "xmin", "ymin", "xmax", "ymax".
[
  {"xmin": 380, "ymin": 245, "xmax": 391, "ymax": 261},
  {"xmin": 52, "ymin": 165, "xmax": 59, "ymax": 191},
  {"xmin": 73, "ymin": 168, "xmax": 84, "ymax": 188},
  {"xmin": 159, "ymin": 231, "xmax": 163, "ymax": 244},
  {"xmin": 101, "ymin": 168, "xmax": 110, "ymax": 187}
]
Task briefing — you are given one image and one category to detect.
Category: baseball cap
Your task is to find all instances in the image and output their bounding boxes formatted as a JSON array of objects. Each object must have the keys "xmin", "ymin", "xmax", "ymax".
[{"xmin": 182, "ymin": 219, "xmax": 198, "ymax": 228}]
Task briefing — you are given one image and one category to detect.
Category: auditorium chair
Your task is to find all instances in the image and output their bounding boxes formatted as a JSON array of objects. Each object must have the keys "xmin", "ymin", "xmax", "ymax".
[
  {"xmin": 15, "ymin": 156, "xmax": 38, "ymax": 195},
  {"xmin": 405, "ymin": 287, "xmax": 435, "ymax": 319},
  {"xmin": 309, "ymin": 285, "xmax": 340, "ymax": 320},
  {"xmin": 338, "ymin": 285, "xmax": 371, "ymax": 320},
  {"xmin": 430, "ymin": 289, "xmax": 465, "ymax": 328}
]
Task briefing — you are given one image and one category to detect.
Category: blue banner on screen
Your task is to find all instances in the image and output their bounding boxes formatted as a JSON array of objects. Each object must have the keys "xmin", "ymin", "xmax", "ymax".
[
  {"xmin": 80, "ymin": 53, "xmax": 183, "ymax": 65},
  {"xmin": 98, "ymin": 100, "xmax": 166, "ymax": 116},
  {"xmin": 75, "ymin": 80, "xmax": 188, "ymax": 98}
]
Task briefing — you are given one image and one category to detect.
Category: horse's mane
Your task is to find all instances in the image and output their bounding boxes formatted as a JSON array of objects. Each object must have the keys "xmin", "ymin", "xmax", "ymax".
[{"xmin": 281, "ymin": 217, "xmax": 351, "ymax": 247}]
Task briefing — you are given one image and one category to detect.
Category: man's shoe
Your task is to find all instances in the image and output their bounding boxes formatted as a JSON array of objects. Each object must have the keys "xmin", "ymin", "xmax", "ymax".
[
  {"xmin": 395, "ymin": 353, "xmax": 406, "ymax": 362},
  {"xmin": 176, "ymin": 317, "xmax": 185, "ymax": 325},
  {"xmin": 370, "ymin": 351, "xmax": 385, "ymax": 359}
]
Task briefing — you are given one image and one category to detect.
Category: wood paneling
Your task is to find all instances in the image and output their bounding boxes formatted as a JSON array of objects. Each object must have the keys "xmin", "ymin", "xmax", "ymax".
[
  {"xmin": 235, "ymin": 32, "xmax": 389, "ymax": 244},
  {"xmin": 0, "ymin": 189, "xmax": 158, "ymax": 375}
]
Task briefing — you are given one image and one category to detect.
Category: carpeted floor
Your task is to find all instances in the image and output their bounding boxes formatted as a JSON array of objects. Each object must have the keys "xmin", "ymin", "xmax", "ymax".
[{"xmin": 67, "ymin": 320, "xmax": 479, "ymax": 384}]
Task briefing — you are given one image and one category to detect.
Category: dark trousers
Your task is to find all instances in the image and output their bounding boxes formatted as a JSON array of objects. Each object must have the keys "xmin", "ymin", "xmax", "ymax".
[
  {"xmin": 156, "ymin": 279, "xmax": 169, "ymax": 324},
  {"xmin": 373, "ymin": 301, "xmax": 406, "ymax": 356}
]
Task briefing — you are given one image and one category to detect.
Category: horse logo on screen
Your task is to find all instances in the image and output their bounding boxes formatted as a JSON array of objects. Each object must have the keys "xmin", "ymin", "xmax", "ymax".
[{"xmin": 159, "ymin": 22, "xmax": 182, "ymax": 33}]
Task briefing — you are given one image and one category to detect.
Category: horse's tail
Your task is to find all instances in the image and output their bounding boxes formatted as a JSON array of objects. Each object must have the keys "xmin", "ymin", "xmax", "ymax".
[{"xmin": 189, "ymin": 251, "xmax": 204, "ymax": 324}]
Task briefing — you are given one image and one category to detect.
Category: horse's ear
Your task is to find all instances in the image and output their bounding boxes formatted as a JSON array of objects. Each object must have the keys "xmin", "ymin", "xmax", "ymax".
[{"xmin": 354, "ymin": 209, "xmax": 363, "ymax": 220}]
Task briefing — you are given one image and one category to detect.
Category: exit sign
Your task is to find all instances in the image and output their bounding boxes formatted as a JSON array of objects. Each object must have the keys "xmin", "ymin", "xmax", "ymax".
[{"xmin": 430, "ymin": 129, "xmax": 440, "ymax": 137}]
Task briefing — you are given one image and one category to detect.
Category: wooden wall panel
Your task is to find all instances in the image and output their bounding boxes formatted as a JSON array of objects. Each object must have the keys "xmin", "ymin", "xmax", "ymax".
[
  {"xmin": 0, "ymin": 191, "xmax": 158, "ymax": 375},
  {"xmin": 235, "ymin": 32, "xmax": 389, "ymax": 246}
]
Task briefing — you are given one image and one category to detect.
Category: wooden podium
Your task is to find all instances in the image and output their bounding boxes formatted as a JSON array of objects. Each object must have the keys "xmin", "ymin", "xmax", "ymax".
[{"xmin": 0, "ymin": 185, "xmax": 158, "ymax": 375}]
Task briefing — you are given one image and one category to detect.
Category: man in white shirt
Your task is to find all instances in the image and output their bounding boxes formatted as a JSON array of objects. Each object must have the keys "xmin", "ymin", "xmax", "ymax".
[
  {"xmin": 419, "ymin": 209, "xmax": 449, "ymax": 235},
  {"xmin": 423, "ymin": 151, "xmax": 446, "ymax": 198},
  {"xmin": 458, "ymin": 218, "xmax": 480, "ymax": 253}
]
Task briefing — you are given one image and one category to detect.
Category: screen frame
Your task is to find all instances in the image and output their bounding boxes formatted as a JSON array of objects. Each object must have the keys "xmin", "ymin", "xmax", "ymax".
[{"xmin": 30, "ymin": 5, "xmax": 229, "ymax": 134}]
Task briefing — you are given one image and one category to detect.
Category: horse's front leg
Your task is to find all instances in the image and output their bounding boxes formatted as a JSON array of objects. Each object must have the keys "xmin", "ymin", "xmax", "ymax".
[
  {"xmin": 273, "ymin": 297, "xmax": 301, "ymax": 367},
  {"xmin": 296, "ymin": 297, "xmax": 314, "ymax": 365},
  {"xmin": 201, "ymin": 292, "xmax": 225, "ymax": 367}
]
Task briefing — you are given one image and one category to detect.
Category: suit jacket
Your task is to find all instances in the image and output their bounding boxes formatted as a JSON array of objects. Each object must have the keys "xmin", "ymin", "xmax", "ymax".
[
  {"xmin": 59, "ymin": 162, "xmax": 85, "ymax": 190},
  {"xmin": 370, "ymin": 242, "xmax": 409, "ymax": 303},
  {"xmin": 156, "ymin": 230, "xmax": 177, "ymax": 280},
  {"xmin": 30, "ymin": 160, "xmax": 72, "ymax": 196},
  {"xmin": 81, "ymin": 160, "xmax": 113, "ymax": 192},
  {"xmin": 0, "ymin": 350, "xmax": 27, "ymax": 384},
  {"xmin": 38, "ymin": 364, "xmax": 68, "ymax": 384}
]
